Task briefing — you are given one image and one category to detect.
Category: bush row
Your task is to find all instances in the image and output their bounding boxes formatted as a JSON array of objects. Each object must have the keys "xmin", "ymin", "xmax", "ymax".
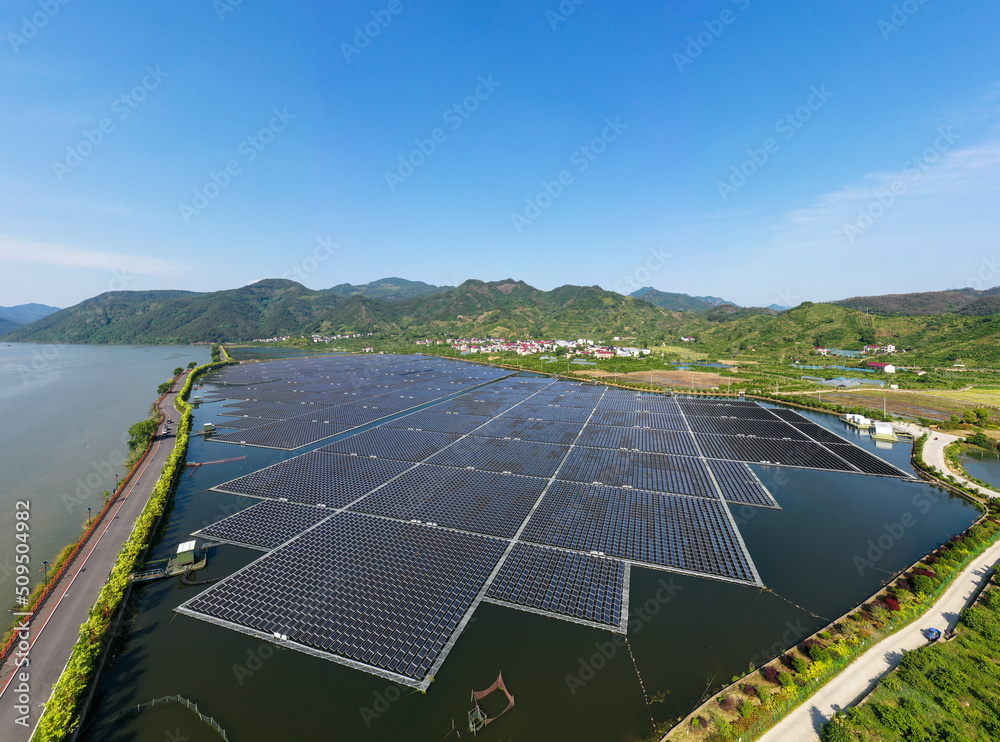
[{"xmin": 31, "ymin": 359, "xmax": 230, "ymax": 741}]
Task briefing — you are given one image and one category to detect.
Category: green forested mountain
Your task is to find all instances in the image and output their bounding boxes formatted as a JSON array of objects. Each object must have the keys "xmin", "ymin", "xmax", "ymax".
[
  {"xmin": 0, "ymin": 303, "xmax": 61, "ymax": 324},
  {"xmin": 325, "ymin": 277, "xmax": 451, "ymax": 301},
  {"xmin": 5, "ymin": 278, "xmax": 1000, "ymax": 366},
  {"xmin": 630, "ymin": 287, "xmax": 734, "ymax": 312},
  {"xmin": 0, "ymin": 317, "xmax": 20, "ymax": 335},
  {"xmin": 832, "ymin": 286, "xmax": 1000, "ymax": 316}
]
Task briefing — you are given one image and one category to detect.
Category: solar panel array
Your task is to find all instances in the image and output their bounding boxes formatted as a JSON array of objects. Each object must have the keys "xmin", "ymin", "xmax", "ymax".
[
  {"xmin": 180, "ymin": 356, "xmax": 912, "ymax": 689},
  {"xmin": 203, "ymin": 354, "xmax": 512, "ymax": 449}
]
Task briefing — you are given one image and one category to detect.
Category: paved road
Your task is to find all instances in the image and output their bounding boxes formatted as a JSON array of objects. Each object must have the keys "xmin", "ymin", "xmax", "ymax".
[
  {"xmin": 0, "ymin": 373, "xmax": 186, "ymax": 740},
  {"xmin": 759, "ymin": 536, "xmax": 1000, "ymax": 742},
  {"xmin": 894, "ymin": 423, "xmax": 997, "ymax": 499}
]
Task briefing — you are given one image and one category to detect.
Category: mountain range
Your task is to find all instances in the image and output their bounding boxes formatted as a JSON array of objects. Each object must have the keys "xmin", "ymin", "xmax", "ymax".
[
  {"xmin": 0, "ymin": 303, "xmax": 61, "ymax": 335},
  {"xmin": 4, "ymin": 279, "xmax": 1000, "ymax": 365}
]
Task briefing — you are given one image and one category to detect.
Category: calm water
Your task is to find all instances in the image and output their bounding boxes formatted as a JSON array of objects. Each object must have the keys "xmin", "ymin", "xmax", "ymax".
[
  {"xmin": 73, "ymin": 382, "xmax": 979, "ymax": 742},
  {"xmin": 961, "ymin": 448, "xmax": 1000, "ymax": 489},
  {"xmin": 0, "ymin": 343, "xmax": 209, "ymax": 604}
]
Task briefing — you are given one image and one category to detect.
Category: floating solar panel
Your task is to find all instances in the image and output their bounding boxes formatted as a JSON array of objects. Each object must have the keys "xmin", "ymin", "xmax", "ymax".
[
  {"xmin": 210, "ymin": 421, "xmax": 350, "ymax": 450},
  {"xmin": 596, "ymin": 394, "xmax": 678, "ymax": 413},
  {"xmin": 485, "ymin": 543, "xmax": 627, "ymax": 631},
  {"xmin": 766, "ymin": 407, "xmax": 811, "ymax": 423},
  {"xmin": 685, "ymin": 416, "xmax": 809, "ymax": 440},
  {"xmin": 587, "ymin": 409, "xmax": 687, "ymax": 430},
  {"xmin": 693, "ymin": 434, "xmax": 856, "ymax": 472},
  {"xmin": 177, "ymin": 513, "xmax": 508, "ymax": 688},
  {"xmin": 194, "ymin": 500, "xmax": 332, "ymax": 550},
  {"xmin": 557, "ymin": 448, "xmax": 719, "ymax": 499},
  {"xmin": 317, "ymin": 428, "xmax": 461, "ymax": 462},
  {"xmin": 502, "ymin": 404, "xmax": 594, "ymax": 424},
  {"xmin": 705, "ymin": 460, "xmax": 780, "ymax": 509},
  {"xmin": 826, "ymin": 443, "xmax": 912, "ymax": 477},
  {"xmin": 350, "ymin": 464, "xmax": 546, "ymax": 538},
  {"xmin": 679, "ymin": 399, "xmax": 777, "ymax": 420},
  {"xmin": 212, "ymin": 418, "xmax": 269, "ymax": 430},
  {"xmin": 426, "ymin": 437, "xmax": 570, "ymax": 479},
  {"xmin": 429, "ymin": 397, "xmax": 517, "ymax": 417},
  {"xmin": 382, "ymin": 411, "xmax": 492, "ymax": 435},
  {"xmin": 213, "ymin": 451, "xmax": 412, "ymax": 507},
  {"xmin": 575, "ymin": 426, "xmax": 699, "ymax": 457},
  {"xmin": 526, "ymin": 393, "xmax": 599, "ymax": 409},
  {"xmin": 785, "ymin": 420, "xmax": 854, "ymax": 445},
  {"xmin": 469, "ymin": 416, "xmax": 584, "ymax": 445},
  {"xmin": 521, "ymin": 481, "xmax": 759, "ymax": 585}
]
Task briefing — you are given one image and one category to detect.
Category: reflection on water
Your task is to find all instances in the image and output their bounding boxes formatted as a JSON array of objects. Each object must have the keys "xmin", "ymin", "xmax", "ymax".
[{"xmin": 78, "ymin": 391, "xmax": 981, "ymax": 742}]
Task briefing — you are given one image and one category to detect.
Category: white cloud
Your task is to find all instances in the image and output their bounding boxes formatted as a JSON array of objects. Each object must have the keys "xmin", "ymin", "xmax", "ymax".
[{"xmin": 0, "ymin": 236, "xmax": 178, "ymax": 275}]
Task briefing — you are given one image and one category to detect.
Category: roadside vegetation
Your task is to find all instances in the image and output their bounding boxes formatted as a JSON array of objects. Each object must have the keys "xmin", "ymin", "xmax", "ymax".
[
  {"xmin": 665, "ymin": 512, "xmax": 1000, "ymax": 742},
  {"xmin": 821, "ymin": 565, "xmax": 1000, "ymax": 742}
]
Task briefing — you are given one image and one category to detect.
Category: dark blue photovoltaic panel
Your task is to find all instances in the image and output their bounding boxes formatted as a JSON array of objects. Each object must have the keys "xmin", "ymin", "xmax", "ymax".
[
  {"xmin": 685, "ymin": 416, "xmax": 809, "ymax": 440},
  {"xmin": 596, "ymin": 394, "xmax": 678, "ymax": 413},
  {"xmin": 693, "ymin": 434, "xmax": 856, "ymax": 471},
  {"xmin": 194, "ymin": 500, "xmax": 332, "ymax": 550},
  {"xmin": 180, "ymin": 513, "xmax": 508, "ymax": 681},
  {"xmin": 486, "ymin": 543, "xmax": 625, "ymax": 628},
  {"xmin": 705, "ymin": 459, "xmax": 779, "ymax": 509},
  {"xmin": 679, "ymin": 399, "xmax": 775, "ymax": 420},
  {"xmin": 210, "ymin": 421, "xmax": 351, "ymax": 449},
  {"xmin": 787, "ymin": 421, "xmax": 853, "ymax": 445},
  {"xmin": 502, "ymin": 404, "xmax": 594, "ymax": 423},
  {"xmin": 469, "ymin": 416, "xmax": 583, "ymax": 445},
  {"xmin": 382, "ymin": 411, "xmax": 492, "ymax": 435},
  {"xmin": 557, "ymin": 448, "xmax": 719, "ymax": 499},
  {"xmin": 350, "ymin": 464, "xmax": 546, "ymax": 538},
  {"xmin": 317, "ymin": 428, "xmax": 461, "ymax": 462},
  {"xmin": 826, "ymin": 443, "xmax": 910, "ymax": 477},
  {"xmin": 213, "ymin": 417, "xmax": 269, "ymax": 430},
  {"xmin": 522, "ymin": 481, "xmax": 757, "ymax": 584},
  {"xmin": 575, "ymin": 426, "xmax": 699, "ymax": 456},
  {"xmin": 425, "ymin": 437, "xmax": 569, "ymax": 478},
  {"xmin": 213, "ymin": 451, "xmax": 412, "ymax": 506},
  {"xmin": 588, "ymin": 409, "xmax": 688, "ymax": 430}
]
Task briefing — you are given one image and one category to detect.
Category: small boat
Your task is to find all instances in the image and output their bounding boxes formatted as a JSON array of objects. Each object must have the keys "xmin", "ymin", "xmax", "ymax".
[{"xmin": 130, "ymin": 540, "xmax": 207, "ymax": 583}]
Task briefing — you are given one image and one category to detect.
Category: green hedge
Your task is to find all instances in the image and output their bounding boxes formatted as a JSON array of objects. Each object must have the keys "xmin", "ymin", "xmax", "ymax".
[{"xmin": 31, "ymin": 359, "xmax": 231, "ymax": 741}]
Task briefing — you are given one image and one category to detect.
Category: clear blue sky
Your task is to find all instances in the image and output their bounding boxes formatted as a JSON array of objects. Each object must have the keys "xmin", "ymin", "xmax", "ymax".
[{"xmin": 2, "ymin": 0, "xmax": 999, "ymax": 309}]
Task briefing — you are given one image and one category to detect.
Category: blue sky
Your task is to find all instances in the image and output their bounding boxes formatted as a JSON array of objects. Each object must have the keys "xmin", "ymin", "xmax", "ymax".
[{"xmin": 1, "ymin": 0, "xmax": 999, "ymax": 309}]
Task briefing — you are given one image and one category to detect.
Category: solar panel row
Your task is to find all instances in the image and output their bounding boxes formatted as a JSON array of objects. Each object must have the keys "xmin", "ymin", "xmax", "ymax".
[{"xmin": 486, "ymin": 543, "xmax": 626, "ymax": 629}]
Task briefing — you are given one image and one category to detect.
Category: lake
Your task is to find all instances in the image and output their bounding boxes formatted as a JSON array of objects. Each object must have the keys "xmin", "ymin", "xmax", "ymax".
[
  {"xmin": 72, "ymin": 369, "xmax": 980, "ymax": 742},
  {"xmin": 0, "ymin": 343, "xmax": 209, "ymax": 604}
]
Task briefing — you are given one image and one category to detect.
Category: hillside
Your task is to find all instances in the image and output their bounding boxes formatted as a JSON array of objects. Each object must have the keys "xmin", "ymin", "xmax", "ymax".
[
  {"xmin": 0, "ymin": 317, "xmax": 20, "ymax": 336},
  {"xmin": 0, "ymin": 303, "xmax": 61, "ymax": 324},
  {"xmin": 325, "ymin": 277, "xmax": 451, "ymax": 301},
  {"xmin": 630, "ymin": 287, "xmax": 735, "ymax": 312},
  {"xmin": 7, "ymin": 279, "xmax": 685, "ymax": 344},
  {"xmin": 832, "ymin": 286, "xmax": 1000, "ymax": 316}
]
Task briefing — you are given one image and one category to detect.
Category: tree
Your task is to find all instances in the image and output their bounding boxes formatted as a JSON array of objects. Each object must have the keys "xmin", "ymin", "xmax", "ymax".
[
  {"xmin": 187, "ymin": 361, "xmax": 197, "ymax": 369},
  {"xmin": 157, "ymin": 381, "xmax": 172, "ymax": 395},
  {"xmin": 127, "ymin": 417, "xmax": 159, "ymax": 452},
  {"xmin": 173, "ymin": 366, "xmax": 184, "ymax": 376}
]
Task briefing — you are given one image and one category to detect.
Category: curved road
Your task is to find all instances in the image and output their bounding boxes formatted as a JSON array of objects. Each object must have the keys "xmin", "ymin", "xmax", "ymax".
[{"xmin": 0, "ymin": 372, "xmax": 187, "ymax": 740}]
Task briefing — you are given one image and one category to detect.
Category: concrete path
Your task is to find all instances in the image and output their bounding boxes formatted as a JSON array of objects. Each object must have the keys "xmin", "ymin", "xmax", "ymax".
[
  {"xmin": 759, "ymin": 537, "xmax": 1000, "ymax": 742},
  {"xmin": 0, "ymin": 373, "xmax": 187, "ymax": 740},
  {"xmin": 894, "ymin": 423, "xmax": 997, "ymax": 499}
]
